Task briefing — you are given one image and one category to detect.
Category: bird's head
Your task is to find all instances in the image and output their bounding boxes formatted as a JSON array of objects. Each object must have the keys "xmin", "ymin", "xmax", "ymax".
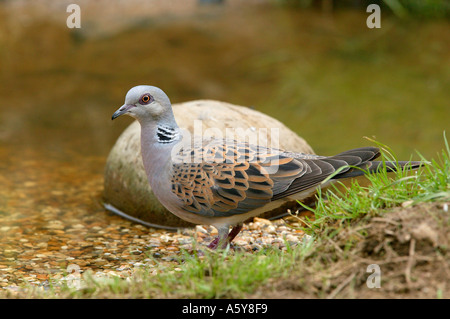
[{"xmin": 112, "ymin": 85, "xmax": 173, "ymax": 122}]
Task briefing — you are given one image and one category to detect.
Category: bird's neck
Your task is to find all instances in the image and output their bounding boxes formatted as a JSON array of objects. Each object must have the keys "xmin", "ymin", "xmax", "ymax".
[
  {"xmin": 139, "ymin": 117, "xmax": 181, "ymax": 144},
  {"xmin": 139, "ymin": 120, "xmax": 180, "ymax": 184},
  {"xmin": 155, "ymin": 124, "xmax": 181, "ymax": 144}
]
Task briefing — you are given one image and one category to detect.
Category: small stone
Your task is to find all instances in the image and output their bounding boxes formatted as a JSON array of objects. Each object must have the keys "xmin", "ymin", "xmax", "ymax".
[
  {"xmin": 24, "ymin": 181, "xmax": 36, "ymax": 187},
  {"xmin": 402, "ymin": 200, "xmax": 414, "ymax": 208},
  {"xmin": 195, "ymin": 225, "xmax": 207, "ymax": 234},
  {"xmin": 285, "ymin": 234, "xmax": 300, "ymax": 243},
  {"xmin": 177, "ymin": 238, "xmax": 192, "ymax": 245},
  {"xmin": 160, "ymin": 234, "xmax": 172, "ymax": 242},
  {"xmin": 266, "ymin": 225, "xmax": 276, "ymax": 234},
  {"xmin": 45, "ymin": 221, "xmax": 65, "ymax": 230},
  {"xmin": 253, "ymin": 217, "xmax": 272, "ymax": 226}
]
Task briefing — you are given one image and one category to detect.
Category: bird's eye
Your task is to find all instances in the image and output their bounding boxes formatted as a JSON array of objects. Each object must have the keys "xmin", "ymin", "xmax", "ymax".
[{"xmin": 139, "ymin": 94, "xmax": 153, "ymax": 105}]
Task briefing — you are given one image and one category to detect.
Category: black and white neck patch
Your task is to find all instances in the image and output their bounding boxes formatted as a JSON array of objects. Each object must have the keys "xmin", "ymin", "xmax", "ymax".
[{"xmin": 156, "ymin": 125, "xmax": 179, "ymax": 143}]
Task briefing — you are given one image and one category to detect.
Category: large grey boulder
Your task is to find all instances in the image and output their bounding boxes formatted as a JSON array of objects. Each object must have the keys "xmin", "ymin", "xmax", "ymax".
[{"xmin": 103, "ymin": 100, "xmax": 314, "ymax": 229}]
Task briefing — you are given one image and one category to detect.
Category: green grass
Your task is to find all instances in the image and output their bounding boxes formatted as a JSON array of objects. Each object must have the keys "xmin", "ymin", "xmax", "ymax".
[
  {"xmin": 294, "ymin": 133, "xmax": 449, "ymax": 235},
  {"xmin": 24, "ymin": 241, "xmax": 313, "ymax": 299},
  {"xmin": 10, "ymin": 134, "xmax": 449, "ymax": 299}
]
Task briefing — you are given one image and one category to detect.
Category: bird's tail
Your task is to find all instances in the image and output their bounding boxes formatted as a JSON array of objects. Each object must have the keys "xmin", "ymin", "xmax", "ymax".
[{"xmin": 335, "ymin": 159, "xmax": 423, "ymax": 180}]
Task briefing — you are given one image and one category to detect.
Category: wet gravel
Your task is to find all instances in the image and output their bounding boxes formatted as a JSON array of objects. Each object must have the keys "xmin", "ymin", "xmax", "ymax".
[
  {"xmin": 0, "ymin": 151, "xmax": 308, "ymax": 292},
  {"xmin": 0, "ymin": 213, "xmax": 306, "ymax": 291}
]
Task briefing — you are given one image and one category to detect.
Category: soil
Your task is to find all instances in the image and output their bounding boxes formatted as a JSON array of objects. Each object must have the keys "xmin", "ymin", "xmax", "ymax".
[{"xmin": 250, "ymin": 201, "xmax": 450, "ymax": 299}]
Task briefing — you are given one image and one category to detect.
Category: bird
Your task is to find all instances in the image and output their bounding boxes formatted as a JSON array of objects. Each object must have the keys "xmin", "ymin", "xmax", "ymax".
[{"xmin": 111, "ymin": 85, "xmax": 422, "ymax": 249}]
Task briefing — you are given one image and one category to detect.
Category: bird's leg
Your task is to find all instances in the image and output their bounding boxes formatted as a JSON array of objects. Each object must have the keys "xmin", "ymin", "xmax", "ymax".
[
  {"xmin": 207, "ymin": 224, "xmax": 243, "ymax": 249},
  {"xmin": 225, "ymin": 223, "xmax": 243, "ymax": 245},
  {"xmin": 207, "ymin": 237, "xmax": 220, "ymax": 249},
  {"xmin": 207, "ymin": 227, "xmax": 229, "ymax": 249}
]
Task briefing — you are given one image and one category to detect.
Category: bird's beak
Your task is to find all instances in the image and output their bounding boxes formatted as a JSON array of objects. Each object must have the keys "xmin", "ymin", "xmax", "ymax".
[{"xmin": 112, "ymin": 104, "xmax": 135, "ymax": 120}]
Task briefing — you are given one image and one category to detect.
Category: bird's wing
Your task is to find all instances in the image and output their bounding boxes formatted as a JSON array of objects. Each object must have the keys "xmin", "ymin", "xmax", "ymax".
[
  {"xmin": 170, "ymin": 139, "xmax": 379, "ymax": 217},
  {"xmin": 272, "ymin": 147, "xmax": 380, "ymax": 200}
]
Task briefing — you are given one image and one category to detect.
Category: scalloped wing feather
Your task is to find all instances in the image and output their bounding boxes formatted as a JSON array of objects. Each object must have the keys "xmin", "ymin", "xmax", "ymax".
[
  {"xmin": 170, "ymin": 139, "xmax": 306, "ymax": 217},
  {"xmin": 170, "ymin": 139, "xmax": 381, "ymax": 218}
]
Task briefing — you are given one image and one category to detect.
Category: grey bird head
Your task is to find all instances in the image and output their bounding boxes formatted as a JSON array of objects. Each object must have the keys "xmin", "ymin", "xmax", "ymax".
[{"xmin": 112, "ymin": 85, "xmax": 173, "ymax": 123}]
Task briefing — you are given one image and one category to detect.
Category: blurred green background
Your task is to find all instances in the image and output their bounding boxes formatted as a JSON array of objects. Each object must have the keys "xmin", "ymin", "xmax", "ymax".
[{"xmin": 0, "ymin": 0, "xmax": 449, "ymax": 165}]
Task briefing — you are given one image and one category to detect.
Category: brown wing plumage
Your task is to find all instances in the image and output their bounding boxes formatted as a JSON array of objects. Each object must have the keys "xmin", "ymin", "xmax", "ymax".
[
  {"xmin": 170, "ymin": 139, "xmax": 381, "ymax": 217},
  {"xmin": 170, "ymin": 139, "xmax": 306, "ymax": 217}
]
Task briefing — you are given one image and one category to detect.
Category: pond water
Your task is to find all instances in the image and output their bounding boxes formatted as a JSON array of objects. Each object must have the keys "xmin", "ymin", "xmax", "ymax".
[{"xmin": 0, "ymin": 1, "xmax": 448, "ymax": 289}]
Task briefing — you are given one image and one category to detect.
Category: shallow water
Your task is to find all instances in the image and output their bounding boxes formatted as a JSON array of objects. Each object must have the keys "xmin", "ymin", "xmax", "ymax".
[{"xmin": 0, "ymin": 1, "xmax": 449, "ymax": 288}]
